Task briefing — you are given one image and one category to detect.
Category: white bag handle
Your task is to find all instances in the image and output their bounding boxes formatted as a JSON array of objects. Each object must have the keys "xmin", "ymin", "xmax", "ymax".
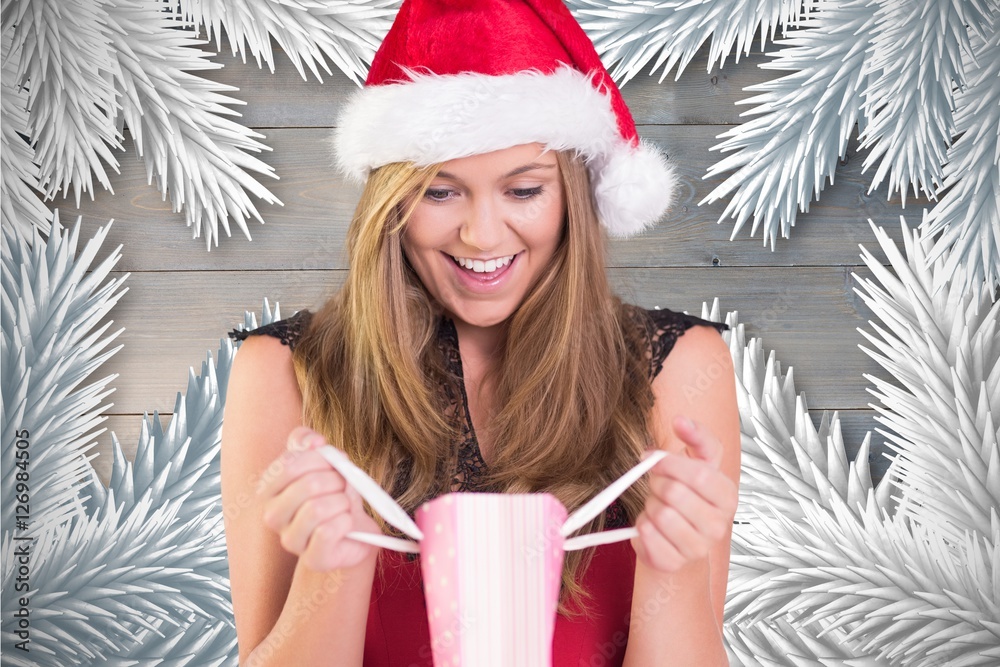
[
  {"xmin": 561, "ymin": 450, "xmax": 665, "ymax": 551},
  {"xmin": 317, "ymin": 445, "xmax": 667, "ymax": 555},
  {"xmin": 317, "ymin": 447, "xmax": 422, "ymax": 553}
]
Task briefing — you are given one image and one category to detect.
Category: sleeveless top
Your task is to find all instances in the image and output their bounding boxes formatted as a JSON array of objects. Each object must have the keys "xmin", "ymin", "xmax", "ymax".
[{"xmin": 228, "ymin": 306, "xmax": 728, "ymax": 666}]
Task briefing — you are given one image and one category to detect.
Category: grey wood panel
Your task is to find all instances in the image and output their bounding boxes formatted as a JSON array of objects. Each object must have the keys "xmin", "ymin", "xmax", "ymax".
[
  {"xmin": 88, "ymin": 265, "xmax": 883, "ymax": 417},
  {"xmin": 200, "ymin": 41, "xmax": 778, "ymax": 128},
  {"xmin": 60, "ymin": 126, "xmax": 920, "ymax": 271},
  {"xmin": 90, "ymin": 408, "xmax": 892, "ymax": 487}
]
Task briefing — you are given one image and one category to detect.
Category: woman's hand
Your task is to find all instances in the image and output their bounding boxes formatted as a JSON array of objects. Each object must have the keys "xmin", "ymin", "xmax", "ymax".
[
  {"xmin": 632, "ymin": 415, "xmax": 739, "ymax": 573},
  {"xmin": 258, "ymin": 426, "xmax": 382, "ymax": 572}
]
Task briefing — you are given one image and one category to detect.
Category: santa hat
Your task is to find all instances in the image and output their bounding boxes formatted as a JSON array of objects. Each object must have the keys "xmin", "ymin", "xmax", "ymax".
[{"xmin": 332, "ymin": 0, "xmax": 678, "ymax": 238}]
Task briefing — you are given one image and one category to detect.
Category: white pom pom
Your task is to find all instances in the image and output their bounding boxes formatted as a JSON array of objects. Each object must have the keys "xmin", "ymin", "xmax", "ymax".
[{"xmin": 591, "ymin": 139, "xmax": 678, "ymax": 238}]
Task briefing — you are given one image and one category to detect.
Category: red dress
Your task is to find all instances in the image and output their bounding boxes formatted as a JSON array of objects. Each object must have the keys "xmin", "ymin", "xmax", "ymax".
[
  {"xmin": 229, "ymin": 305, "xmax": 728, "ymax": 666},
  {"xmin": 363, "ymin": 542, "xmax": 636, "ymax": 667}
]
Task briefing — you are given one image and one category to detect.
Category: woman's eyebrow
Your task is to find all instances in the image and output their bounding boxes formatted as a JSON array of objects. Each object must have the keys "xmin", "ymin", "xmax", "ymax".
[{"xmin": 436, "ymin": 162, "xmax": 557, "ymax": 180}]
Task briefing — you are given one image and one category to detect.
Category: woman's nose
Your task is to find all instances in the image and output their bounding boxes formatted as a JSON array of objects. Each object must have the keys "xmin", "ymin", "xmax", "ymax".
[{"xmin": 459, "ymin": 199, "xmax": 506, "ymax": 251}]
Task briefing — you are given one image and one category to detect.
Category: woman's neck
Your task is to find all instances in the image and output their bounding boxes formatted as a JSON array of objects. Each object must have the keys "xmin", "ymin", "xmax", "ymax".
[{"xmin": 451, "ymin": 318, "xmax": 505, "ymax": 369}]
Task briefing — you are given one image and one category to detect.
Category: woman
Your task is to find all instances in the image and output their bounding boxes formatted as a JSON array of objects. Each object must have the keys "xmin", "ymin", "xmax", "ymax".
[{"xmin": 221, "ymin": 2, "xmax": 740, "ymax": 665}]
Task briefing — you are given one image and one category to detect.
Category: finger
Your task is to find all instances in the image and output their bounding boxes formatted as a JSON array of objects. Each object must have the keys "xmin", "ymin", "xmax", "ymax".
[
  {"xmin": 280, "ymin": 492, "xmax": 352, "ymax": 555},
  {"xmin": 344, "ymin": 480, "xmax": 366, "ymax": 517},
  {"xmin": 643, "ymin": 496, "xmax": 713, "ymax": 562},
  {"xmin": 257, "ymin": 446, "xmax": 344, "ymax": 499},
  {"xmin": 262, "ymin": 467, "xmax": 348, "ymax": 530},
  {"xmin": 300, "ymin": 512, "xmax": 356, "ymax": 571},
  {"xmin": 647, "ymin": 475, "xmax": 731, "ymax": 544},
  {"xmin": 632, "ymin": 512, "xmax": 688, "ymax": 573},
  {"xmin": 649, "ymin": 455, "xmax": 738, "ymax": 512},
  {"xmin": 287, "ymin": 426, "xmax": 326, "ymax": 452},
  {"xmin": 671, "ymin": 416, "xmax": 723, "ymax": 468}
]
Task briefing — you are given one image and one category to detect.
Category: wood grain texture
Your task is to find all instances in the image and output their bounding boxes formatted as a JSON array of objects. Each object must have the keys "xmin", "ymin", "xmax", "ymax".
[{"xmin": 88, "ymin": 265, "xmax": 885, "ymax": 415}]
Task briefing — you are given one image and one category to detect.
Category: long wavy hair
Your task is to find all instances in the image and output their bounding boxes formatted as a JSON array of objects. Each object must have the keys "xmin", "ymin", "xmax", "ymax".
[{"xmin": 291, "ymin": 148, "xmax": 655, "ymax": 617}]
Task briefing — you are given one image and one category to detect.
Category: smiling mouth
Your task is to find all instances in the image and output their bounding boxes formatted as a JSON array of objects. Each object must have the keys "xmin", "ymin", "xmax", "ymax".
[{"xmin": 449, "ymin": 254, "xmax": 516, "ymax": 273}]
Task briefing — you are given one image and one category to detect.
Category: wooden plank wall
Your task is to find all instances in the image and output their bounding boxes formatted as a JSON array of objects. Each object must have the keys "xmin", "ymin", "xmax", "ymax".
[{"xmin": 57, "ymin": 42, "xmax": 921, "ymax": 485}]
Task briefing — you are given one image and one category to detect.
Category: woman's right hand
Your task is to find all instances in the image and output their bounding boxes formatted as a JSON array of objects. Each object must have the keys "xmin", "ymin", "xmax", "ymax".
[{"xmin": 258, "ymin": 426, "xmax": 382, "ymax": 572}]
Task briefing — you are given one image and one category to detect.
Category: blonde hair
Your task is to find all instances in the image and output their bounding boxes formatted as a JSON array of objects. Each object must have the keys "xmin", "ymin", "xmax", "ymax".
[{"xmin": 292, "ymin": 149, "xmax": 654, "ymax": 617}]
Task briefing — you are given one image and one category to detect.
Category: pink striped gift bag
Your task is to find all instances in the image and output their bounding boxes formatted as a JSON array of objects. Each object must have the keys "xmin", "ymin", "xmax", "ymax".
[{"xmin": 318, "ymin": 447, "xmax": 666, "ymax": 667}]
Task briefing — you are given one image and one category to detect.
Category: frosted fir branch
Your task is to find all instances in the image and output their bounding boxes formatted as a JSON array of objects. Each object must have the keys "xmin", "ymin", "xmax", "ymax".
[
  {"xmin": 1, "ymin": 33, "xmax": 51, "ymax": 242},
  {"xmin": 178, "ymin": 0, "xmax": 395, "ymax": 85},
  {"xmin": 105, "ymin": 0, "xmax": 281, "ymax": 250},
  {"xmin": 70, "ymin": 298, "xmax": 286, "ymax": 664},
  {"xmin": 0, "ymin": 495, "xmax": 232, "ymax": 666},
  {"xmin": 0, "ymin": 213, "xmax": 128, "ymax": 536},
  {"xmin": 730, "ymin": 497, "xmax": 1000, "ymax": 667},
  {"xmin": 86, "ymin": 297, "xmax": 284, "ymax": 518},
  {"xmin": 568, "ymin": 0, "xmax": 799, "ymax": 86},
  {"xmin": 701, "ymin": 0, "xmax": 878, "ymax": 248},
  {"xmin": 96, "ymin": 615, "xmax": 237, "ymax": 667},
  {"xmin": 706, "ymin": 289, "xmax": 889, "ymax": 662},
  {"xmin": 921, "ymin": 28, "xmax": 1000, "ymax": 295},
  {"xmin": 725, "ymin": 615, "xmax": 866, "ymax": 666},
  {"xmin": 853, "ymin": 218, "xmax": 1000, "ymax": 550},
  {"xmin": 860, "ymin": 0, "xmax": 979, "ymax": 204},
  {"xmin": 85, "ymin": 345, "xmax": 235, "ymax": 526},
  {"xmin": 231, "ymin": 296, "xmax": 284, "ymax": 335},
  {"xmin": 698, "ymin": 299, "xmax": 884, "ymax": 526},
  {"xmin": 2, "ymin": 0, "xmax": 122, "ymax": 205}
]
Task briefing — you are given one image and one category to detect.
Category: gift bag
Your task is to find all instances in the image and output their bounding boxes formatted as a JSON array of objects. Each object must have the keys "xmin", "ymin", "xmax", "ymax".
[{"xmin": 318, "ymin": 446, "xmax": 666, "ymax": 667}]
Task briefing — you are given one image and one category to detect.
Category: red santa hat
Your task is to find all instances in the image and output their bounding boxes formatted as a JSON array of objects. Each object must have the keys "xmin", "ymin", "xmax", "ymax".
[{"xmin": 332, "ymin": 0, "xmax": 677, "ymax": 238}]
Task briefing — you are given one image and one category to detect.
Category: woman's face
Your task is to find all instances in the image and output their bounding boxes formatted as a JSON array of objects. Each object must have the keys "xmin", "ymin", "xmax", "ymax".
[{"xmin": 401, "ymin": 143, "xmax": 566, "ymax": 330}]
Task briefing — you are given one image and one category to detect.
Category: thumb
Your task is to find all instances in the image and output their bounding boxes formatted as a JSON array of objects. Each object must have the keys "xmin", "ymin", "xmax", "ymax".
[{"xmin": 672, "ymin": 415, "xmax": 722, "ymax": 468}]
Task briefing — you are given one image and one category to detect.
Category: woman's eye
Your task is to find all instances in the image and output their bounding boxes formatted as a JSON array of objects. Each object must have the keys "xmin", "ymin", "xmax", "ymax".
[
  {"xmin": 510, "ymin": 186, "xmax": 543, "ymax": 200},
  {"xmin": 424, "ymin": 188, "xmax": 453, "ymax": 202}
]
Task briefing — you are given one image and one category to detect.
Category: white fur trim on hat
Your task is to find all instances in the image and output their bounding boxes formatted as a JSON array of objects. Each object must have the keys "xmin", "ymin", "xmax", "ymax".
[{"xmin": 332, "ymin": 63, "xmax": 677, "ymax": 237}]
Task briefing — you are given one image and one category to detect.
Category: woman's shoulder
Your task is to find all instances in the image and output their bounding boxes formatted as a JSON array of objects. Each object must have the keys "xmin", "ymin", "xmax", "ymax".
[
  {"xmin": 621, "ymin": 303, "xmax": 729, "ymax": 380},
  {"xmin": 228, "ymin": 309, "xmax": 314, "ymax": 352}
]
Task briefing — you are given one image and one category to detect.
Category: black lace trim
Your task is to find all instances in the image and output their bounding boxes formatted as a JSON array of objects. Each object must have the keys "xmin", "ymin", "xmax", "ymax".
[
  {"xmin": 227, "ymin": 309, "xmax": 313, "ymax": 351},
  {"xmin": 643, "ymin": 307, "xmax": 729, "ymax": 379},
  {"xmin": 226, "ymin": 306, "xmax": 729, "ymax": 534},
  {"xmin": 437, "ymin": 317, "xmax": 492, "ymax": 494}
]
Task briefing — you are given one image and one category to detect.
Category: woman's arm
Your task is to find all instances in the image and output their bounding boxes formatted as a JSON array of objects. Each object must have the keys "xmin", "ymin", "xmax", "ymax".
[
  {"xmin": 221, "ymin": 335, "xmax": 378, "ymax": 666},
  {"xmin": 623, "ymin": 324, "xmax": 741, "ymax": 666}
]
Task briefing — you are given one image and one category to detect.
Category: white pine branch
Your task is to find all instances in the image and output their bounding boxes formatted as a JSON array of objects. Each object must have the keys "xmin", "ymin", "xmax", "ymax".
[
  {"xmin": 699, "ymin": 298, "xmax": 883, "ymax": 526},
  {"xmin": 725, "ymin": 220, "xmax": 999, "ymax": 664},
  {"xmin": 1, "ymin": 33, "xmax": 52, "ymax": 241},
  {"xmin": 700, "ymin": 0, "xmax": 877, "ymax": 248},
  {"xmin": 0, "ymin": 495, "xmax": 232, "ymax": 666},
  {"xmin": 178, "ymin": 0, "xmax": 395, "ymax": 85},
  {"xmin": 726, "ymin": 614, "xmax": 879, "ymax": 666},
  {"xmin": 1, "ymin": 213, "xmax": 128, "ymax": 536},
  {"xmin": 860, "ymin": 0, "xmax": 977, "ymax": 204},
  {"xmin": 853, "ymin": 217, "xmax": 1000, "ymax": 550},
  {"xmin": 69, "ymin": 299, "xmax": 285, "ymax": 663},
  {"xmin": 85, "ymin": 342, "xmax": 235, "ymax": 535},
  {"xmin": 921, "ymin": 27, "xmax": 1000, "ymax": 295},
  {"xmin": 730, "ymin": 497, "xmax": 1000, "ymax": 667},
  {"xmin": 2, "ymin": 0, "xmax": 122, "ymax": 205},
  {"xmin": 569, "ymin": 0, "xmax": 800, "ymax": 86},
  {"xmin": 95, "ymin": 615, "xmax": 236, "ymax": 667},
  {"xmin": 699, "ymin": 297, "xmax": 887, "ymax": 661},
  {"xmin": 105, "ymin": 0, "xmax": 282, "ymax": 249}
]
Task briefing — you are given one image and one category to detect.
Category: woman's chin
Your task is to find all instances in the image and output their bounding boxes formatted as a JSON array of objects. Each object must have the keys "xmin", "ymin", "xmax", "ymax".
[{"xmin": 445, "ymin": 302, "xmax": 515, "ymax": 330}]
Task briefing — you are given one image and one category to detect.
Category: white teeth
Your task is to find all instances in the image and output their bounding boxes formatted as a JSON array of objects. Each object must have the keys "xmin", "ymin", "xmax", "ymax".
[{"xmin": 452, "ymin": 254, "xmax": 514, "ymax": 273}]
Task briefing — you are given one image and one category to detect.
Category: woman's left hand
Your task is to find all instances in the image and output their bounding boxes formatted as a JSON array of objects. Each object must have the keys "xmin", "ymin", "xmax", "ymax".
[{"xmin": 632, "ymin": 415, "xmax": 739, "ymax": 573}]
